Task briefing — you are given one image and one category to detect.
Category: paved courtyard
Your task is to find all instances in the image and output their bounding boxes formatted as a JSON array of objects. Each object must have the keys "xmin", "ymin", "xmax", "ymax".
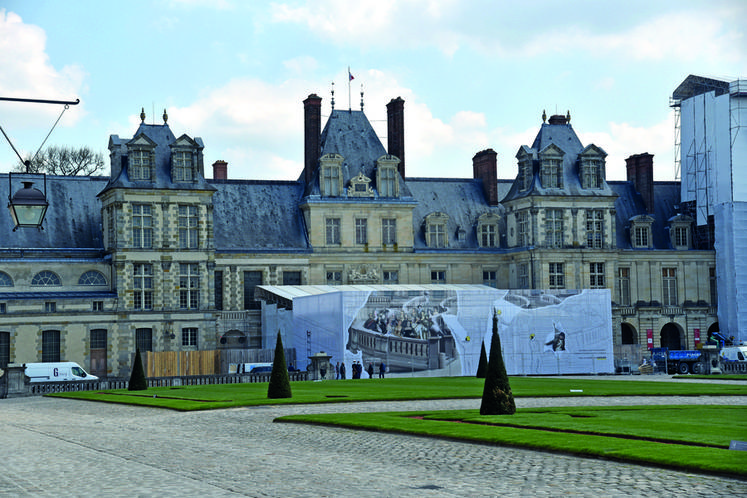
[{"xmin": 0, "ymin": 382, "xmax": 746, "ymax": 497}]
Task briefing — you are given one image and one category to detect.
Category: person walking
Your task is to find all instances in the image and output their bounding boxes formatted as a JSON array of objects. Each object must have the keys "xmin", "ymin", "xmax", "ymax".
[
  {"xmin": 340, "ymin": 361, "xmax": 346, "ymax": 380},
  {"xmin": 335, "ymin": 361, "xmax": 340, "ymax": 380},
  {"xmin": 379, "ymin": 362, "xmax": 386, "ymax": 378},
  {"xmin": 367, "ymin": 363, "xmax": 374, "ymax": 378}
]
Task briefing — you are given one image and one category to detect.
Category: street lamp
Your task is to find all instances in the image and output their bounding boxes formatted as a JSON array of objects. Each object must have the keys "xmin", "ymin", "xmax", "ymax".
[{"xmin": 7, "ymin": 173, "xmax": 48, "ymax": 230}]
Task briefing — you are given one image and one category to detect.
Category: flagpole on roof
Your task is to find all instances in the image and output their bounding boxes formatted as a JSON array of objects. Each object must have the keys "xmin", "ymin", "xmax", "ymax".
[{"xmin": 348, "ymin": 66, "xmax": 354, "ymax": 111}]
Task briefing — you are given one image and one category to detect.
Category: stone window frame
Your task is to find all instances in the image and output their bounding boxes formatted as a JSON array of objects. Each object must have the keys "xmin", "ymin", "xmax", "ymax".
[
  {"xmin": 79, "ymin": 270, "xmax": 107, "ymax": 286},
  {"xmin": 617, "ymin": 267, "xmax": 631, "ymax": 306},
  {"xmin": 630, "ymin": 215, "xmax": 654, "ymax": 249},
  {"xmin": 348, "ymin": 172, "xmax": 375, "ymax": 198},
  {"xmin": 518, "ymin": 262, "xmax": 529, "ymax": 289},
  {"xmin": 376, "ymin": 155, "xmax": 400, "ymax": 198},
  {"xmin": 515, "ymin": 147, "xmax": 534, "ymax": 192},
  {"xmin": 586, "ymin": 210, "xmax": 604, "ymax": 249},
  {"xmin": 32, "ymin": 270, "xmax": 62, "ymax": 287},
  {"xmin": 669, "ymin": 215, "xmax": 693, "ymax": 250},
  {"xmin": 483, "ymin": 270, "xmax": 497, "ymax": 288},
  {"xmin": 382, "ymin": 269, "xmax": 398, "ymax": 284},
  {"xmin": 182, "ymin": 327, "xmax": 198, "ymax": 348},
  {"xmin": 133, "ymin": 263, "xmax": 154, "ymax": 310},
  {"xmin": 431, "ymin": 270, "xmax": 446, "ymax": 284},
  {"xmin": 325, "ymin": 217, "xmax": 341, "ymax": 246},
  {"xmin": 662, "ymin": 267, "xmax": 678, "ymax": 306},
  {"xmin": 589, "ymin": 262, "xmax": 605, "ymax": 288},
  {"xmin": 179, "ymin": 263, "xmax": 200, "ymax": 310},
  {"xmin": 355, "ymin": 218, "xmax": 368, "ymax": 245},
  {"xmin": 544, "ymin": 209, "xmax": 564, "ymax": 248},
  {"xmin": 382, "ymin": 218, "xmax": 397, "ymax": 246},
  {"xmin": 171, "ymin": 148, "xmax": 194, "ymax": 183},
  {"xmin": 132, "ymin": 203, "xmax": 154, "ymax": 249},
  {"xmin": 326, "ymin": 269, "xmax": 342, "ymax": 286},
  {"xmin": 477, "ymin": 212, "xmax": 500, "ymax": 248},
  {"xmin": 517, "ymin": 210, "xmax": 530, "ymax": 247},
  {"xmin": 425, "ymin": 212, "xmax": 449, "ymax": 248},
  {"xmin": 127, "ymin": 138, "xmax": 156, "ymax": 182},
  {"xmin": 539, "ymin": 145, "xmax": 564, "ymax": 189},
  {"xmin": 548, "ymin": 262, "xmax": 565, "ymax": 289},
  {"xmin": 178, "ymin": 204, "xmax": 199, "ymax": 249},
  {"xmin": 578, "ymin": 145, "xmax": 607, "ymax": 189},
  {"xmin": 320, "ymin": 153, "xmax": 344, "ymax": 197}
]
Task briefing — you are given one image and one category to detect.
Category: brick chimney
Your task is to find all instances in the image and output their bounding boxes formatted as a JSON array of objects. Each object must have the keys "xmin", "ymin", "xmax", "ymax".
[
  {"xmin": 473, "ymin": 149, "xmax": 498, "ymax": 205},
  {"xmin": 303, "ymin": 94, "xmax": 322, "ymax": 185},
  {"xmin": 212, "ymin": 160, "xmax": 227, "ymax": 180},
  {"xmin": 386, "ymin": 97, "xmax": 405, "ymax": 178},
  {"xmin": 626, "ymin": 153, "xmax": 655, "ymax": 214}
]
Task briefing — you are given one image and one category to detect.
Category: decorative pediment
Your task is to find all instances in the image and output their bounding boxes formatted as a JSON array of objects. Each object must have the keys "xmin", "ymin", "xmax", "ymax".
[
  {"xmin": 579, "ymin": 144, "xmax": 607, "ymax": 158},
  {"xmin": 348, "ymin": 264, "xmax": 379, "ymax": 283},
  {"xmin": 127, "ymin": 134, "xmax": 157, "ymax": 148},
  {"xmin": 171, "ymin": 134, "xmax": 201, "ymax": 149},
  {"xmin": 347, "ymin": 172, "xmax": 375, "ymax": 197},
  {"xmin": 539, "ymin": 143, "xmax": 565, "ymax": 158}
]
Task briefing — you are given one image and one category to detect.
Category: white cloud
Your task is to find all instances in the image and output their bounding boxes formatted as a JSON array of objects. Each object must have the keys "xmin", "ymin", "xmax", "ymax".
[{"xmin": 283, "ymin": 56, "xmax": 319, "ymax": 75}]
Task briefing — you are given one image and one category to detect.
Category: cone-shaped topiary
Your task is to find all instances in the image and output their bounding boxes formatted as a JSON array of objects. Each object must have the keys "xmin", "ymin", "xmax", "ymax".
[
  {"xmin": 128, "ymin": 347, "xmax": 148, "ymax": 391},
  {"xmin": 480, "ymin": 309, "xmax": 515, "ymax": 415},
  {"xmin": 476, "ymin": 340, "xmax": 488, "ymax": 378},
  {"xmin": 268, "ymin": 331, "xmax": 292, "ymax": 399}
]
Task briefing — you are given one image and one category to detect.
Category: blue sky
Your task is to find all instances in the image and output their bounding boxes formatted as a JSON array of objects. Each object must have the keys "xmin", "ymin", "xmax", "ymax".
[{"xmin": 1, "ymin": 0, "xmax": 745, "ymax": 181}]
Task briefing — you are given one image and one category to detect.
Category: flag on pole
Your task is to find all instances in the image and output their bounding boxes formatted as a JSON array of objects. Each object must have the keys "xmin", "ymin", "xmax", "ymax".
[{"xmin": 349, "ymin": 69, "xmax": 354, "ymax": 81}]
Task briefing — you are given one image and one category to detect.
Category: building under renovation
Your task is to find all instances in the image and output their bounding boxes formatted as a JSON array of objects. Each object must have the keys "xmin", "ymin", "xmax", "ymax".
[{"xmin": 0, "ymin": 79, "xmax": 734, "ymax": 377}]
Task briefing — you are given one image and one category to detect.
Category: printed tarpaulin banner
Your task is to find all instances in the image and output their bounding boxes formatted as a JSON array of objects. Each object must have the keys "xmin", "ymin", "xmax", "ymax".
[{"xmin": 283, "ymin": 286, "xmax": 613, "ymax": 376}]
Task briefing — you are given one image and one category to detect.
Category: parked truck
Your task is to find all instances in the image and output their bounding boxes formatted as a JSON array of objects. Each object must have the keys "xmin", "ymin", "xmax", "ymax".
[
  {"xmin": 651, "ymin": 348, "xmax": 705, "ymax": 374},
  {"xmin": 24, "ymin": 362, "xmax": 98, "ymax": 382}
]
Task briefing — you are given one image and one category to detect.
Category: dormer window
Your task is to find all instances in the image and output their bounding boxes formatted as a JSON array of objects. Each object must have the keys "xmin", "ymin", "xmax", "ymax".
[
  {"xmin": 515, "ymin": 147, "xmax": 534, "ymax": 192},
  {"xmin": 539, "ymin": 145, "xmax": 564, "ymax": 188},
  {"xmin": 425, "ymin": 212, "xmax": 449, "ymax": 248},
  {"xmin": 130, "ymin": 149, "xmax": 153, "ymax": 181},
  {"xmin": 630, "ymin": 215, "xmax": 654, "ymax": 249},
  {"xmin": 669, "ymin": 214, "xmax": 693, "ymax": 249},
  {"xmin": 320, "ymin": 153, "xmax": 343, "ymax": 197},
  {"xmin": 477, "ymin": 212, "xmax": 501, "ymax": 248},
  {"xmin": 376, "ymin": 154, "xmax": 400, "ymax": 198},
  {"xmin": 579, "ymin": 145, "xmax": 607, "ymax": 189},
  {"xmin": 172, "ymin": 150, "xmax": 193, "ymax": 182}
]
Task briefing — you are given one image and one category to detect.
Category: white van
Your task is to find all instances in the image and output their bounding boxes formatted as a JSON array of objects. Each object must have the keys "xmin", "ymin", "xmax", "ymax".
[
  {"xmin": 720, "ymin": 346, "xmax": 747, "ymax": 363},
  {"xmin": 24, "ymin": 362, "xmax": 99, "ymax": 382}
]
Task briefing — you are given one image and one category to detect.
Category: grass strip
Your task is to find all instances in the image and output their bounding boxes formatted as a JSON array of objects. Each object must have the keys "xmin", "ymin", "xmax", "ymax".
[
  {"xmin": 276, "ymin": 405, "xmax": 747, "ymax": 479},
  {"xmin": 47, "ymin": 376, "xmax": 747, "ymax": 411}
]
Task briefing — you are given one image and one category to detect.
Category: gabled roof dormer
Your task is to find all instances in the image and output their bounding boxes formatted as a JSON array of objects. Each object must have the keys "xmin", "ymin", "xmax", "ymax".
[
  {"xmin": 578, "ymin": 144, "xmax": 607, "ymax": 189},
  {"xmin": 126, "ymin": 134, "xmax": 157, "ymax": 182},
  {"xmin": 538, "ymin": 143, "xmax": 565, "ymax": 189},
  {"xmin": 170, "ymin": 134, "xmax": 202, "ymax": 184}
]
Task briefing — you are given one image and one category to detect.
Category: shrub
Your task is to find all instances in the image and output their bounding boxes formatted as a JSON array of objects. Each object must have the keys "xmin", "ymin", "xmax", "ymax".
[
  {"xmin": 476, "ymin": 340, "xmax": 488, "ymax": 378},
  {"xmin": 480, "ymin": 310, "xmax": 515, "ymax": 415},
  {"xmin": 128, "ymin": 347, "xmax": 148, "ymax": 391},
  {"xmin": 268, "ymin": 332, "xmax": 292, "ymax": 399}
]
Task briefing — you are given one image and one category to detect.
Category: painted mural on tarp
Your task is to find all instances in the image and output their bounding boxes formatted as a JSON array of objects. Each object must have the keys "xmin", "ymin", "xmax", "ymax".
[{"xmin": 287, "ymin": 287, "xmax": 613, "ymax": 376}]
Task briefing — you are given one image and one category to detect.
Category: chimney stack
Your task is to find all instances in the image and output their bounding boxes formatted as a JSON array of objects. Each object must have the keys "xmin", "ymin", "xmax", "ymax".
[
  {"xmin": 626, "ymin": 153, "xmax": 655, "ymax": 214},
  {"xmin": 303, "ymin": 94, "xmax": 322, "ymax": 185},
  {"xmin": 473, "ymin": 149, "xmax": 499, "ymax": 205},
  {"xmin": 212, "ymin": 160, "xmax": 227, "ymax": 180},
  {"xmin": 386, "ymin": 97, "xmax": 405, "ymax": 178}
]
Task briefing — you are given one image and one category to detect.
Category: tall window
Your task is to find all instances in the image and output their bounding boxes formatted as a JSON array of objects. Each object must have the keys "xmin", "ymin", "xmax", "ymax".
[
  {"xmin": 107, "ymin": 206, "xmax": 116, "ymax": 248},
  {"xmin": 517, "ymin": 210, "xmax": 529, "ymax": 246},
  {"xmin": 540, "ymin": 158, "xmax": 562, "ymax": 188},
  {"xmin": 243, "ymin": 271, "xmax": 262, "ymax": 310},
  {"xmin": 548, "ymin": 263, "xmax": 564, "ymax": 289},
  {"xmin": 214, "ymin": 271, "xmax": 223, "ymax": 310},
  {"xmin": 383, "ymin": 270, "xmax": 398, "ymax": 284},
  {"xmin": 674, "ymin": 226, "xmax": 689, "ymax": 247},
  {"xmin": 130, "ymin": 150, "xmax": 151, "ymax": 180},
  {"xmin": 518, "ymin": 263, "xmax": 529, "ymax": 289},
  {"xmin": 355, "ymin": 218, "xmax": 368, "ymax": 245},
  {"xmin": 326, "ymin": 270, "xmax": 342, "ymax": 285},
  {"xmin": 382, "ymin": 218, "xmax": 397, "ymax": 245},
  {"xmin": 710, "ymin": 267, "xmax": 717, "ymax": 306},
  {"xmin": 172, "ymin": 150, "xmax": 193, "ymax": 182},
  {"xmin": 545, "ymin": 209, "xmax": 564, "ymax": 248},
  {"xmin": 132, "ymin": 204, "xmax": 153, "ymax": 248},
  {"xmin": 178, "ymin": 205, "xmax": 198, "ymax": 249},
  {"xmin": 179, "ymin": 263, "xmax": 200, "ymax": 310},
  {"xmin": 483, "ymin": 270, "xmax": 497, "ymax": 288},
  {"xmin": 617, "ymin": 267, "xmax": 631, "ymax": 306},
  {"xmin": 634, "ymin": 226, "xmax": 649, "ymax": 248},
  {"xmin": 431, "ymin": 270, "xmax": 446, "ymax": 284},
  {"xmin": 42, "ymin": 330, "xmax": 60, "ymax": 362},
  {"xmin": 581, "ymin": 159, "xmax": 602, "ymax": 189},
  {"xmin": 133, "ymin": 263, "xmax": 153, "ymax": 310},
  {"xmin": 0, "ymin": 331, "xmax": 9, "ymax": 368},
  {"xmin": 427, "ymin": 223, "xmax": 446, "ymax": 248},
  {"xmin": 586, "ymin": 210, "xmax": 604, "ymax": 248},
  {"xmin": 326, "ymin": 218, "xmax": 341, "ymax": 245},
  {"xmin": 182, "ymin": 327, "xmax": 198, "ymax": 347},
  {"xmin": 589, "ymin": 263, "xmax": 605, "ymax": 288},
  {"xmin": 135, "ymin": 328, "xmax": 153, "ymax": 352},
  {"xmin": 662, "ymin": 268, "xmax": 677, "ymax": 306},
  {"xmin": 90, "ymin": 329, "xmax": 107, "ymax": 378},
  {"xmin": 518, "ymin": 158, "xmax": 532, "ymax": 191},
  {"xmin": 322, "ymin": 165, "xmax": 341, "ymax": 196},
  {"xmin": 480, "ymin": 224, "xmax": 497, "ymax": 248},
  {"xmin": 378, "ymin": 166, "xmax": 397, "ymax": 197}
]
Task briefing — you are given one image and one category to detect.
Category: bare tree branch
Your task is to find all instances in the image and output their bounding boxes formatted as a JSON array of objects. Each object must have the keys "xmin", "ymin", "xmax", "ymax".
[{"xmin": 13, "ymin": 145, "xmax": 105, "ymax": 176}]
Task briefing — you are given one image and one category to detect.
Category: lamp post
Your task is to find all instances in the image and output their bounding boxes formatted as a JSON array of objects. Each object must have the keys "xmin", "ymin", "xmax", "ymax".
[{"xmin": 7, "ymin": 173, "xmax": 48, "ymax": 230}]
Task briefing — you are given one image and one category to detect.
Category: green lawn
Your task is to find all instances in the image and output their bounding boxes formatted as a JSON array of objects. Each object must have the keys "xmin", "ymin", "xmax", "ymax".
[
  {"xmin": 277, "ymin": 405, "xmax": 747, "ymax": 478},
  {"xmin": 49, "ymin": 376, "xmax": 747, "ymax": 411}
]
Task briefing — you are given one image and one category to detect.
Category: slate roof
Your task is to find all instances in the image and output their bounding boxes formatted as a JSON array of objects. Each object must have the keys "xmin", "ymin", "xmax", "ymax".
[
  {"xmin": 1, "ymin": 174, "xmax": 107, "ymax": 252},
  {"xmin": 610, "ymin": 181, "xmax": 681, "ymax": 250},
  {"xmin": 304, "ymin": 109, "xmax": 412, "ymax": 199},
  {"xmin": 210, "ymin": 180, "xmax": 309, "ymax": 252},
  {"xmin": 406, "ymin": 178, "xmax": 510, "ymax": 250},
  {"xmin": 501, "ymin": 119, "xmax": 616, "ymax": 202},
  {"xmin": 103, "ymin": 123, "xmax": 214, "ymax": 193}
]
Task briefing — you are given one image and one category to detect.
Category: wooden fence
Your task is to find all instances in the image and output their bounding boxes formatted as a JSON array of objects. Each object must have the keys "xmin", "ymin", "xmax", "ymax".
[{"xmin": 145, "ymin": 350, "xmax": 219, "ymax": 377}]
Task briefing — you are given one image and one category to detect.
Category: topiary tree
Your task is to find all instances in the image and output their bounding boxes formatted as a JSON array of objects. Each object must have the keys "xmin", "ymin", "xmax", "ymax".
[
  {"xmin": 476, "ymin": 340, "xmax": 488, "ymax": 378},
  {"xmin": 128, "ymin": 347, "xmax": 147, "ymax": 391},
  {"xmin": 480, "ymin": 309, "xmax": 515, "ymax": 415},
  {"xmin": 268, "ymin": 331, "xmax": 292, "ymax": 399}
]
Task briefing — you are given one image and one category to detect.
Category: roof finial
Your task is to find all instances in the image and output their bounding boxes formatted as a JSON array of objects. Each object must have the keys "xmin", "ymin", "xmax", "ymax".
[
  {"xmin": 360, "ymin": 83, "xmax": 364, "ymax": 112},
  {"xmin": 566, "ymin": 110, "xmax": 571, "ymax": 123},
  {"xmin": 331, "ymin": 81, "xmax": 335, "ymax": 110},
  {"xmin": 163, "ymin": 108, "xmax": 168, "ymax": 124},
  {"xmin": 542, "ymin": 109, "xmax": 546, "ymax": 123},
  {"xmin": 140, "ymin": 107, "xmax": 146, "ymax": 123}
]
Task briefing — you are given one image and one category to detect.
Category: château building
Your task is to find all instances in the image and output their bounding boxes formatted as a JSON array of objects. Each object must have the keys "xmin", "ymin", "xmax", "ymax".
[{"xmin": 0, "ymin": 91, "xmax": 719, "ymax": 377}]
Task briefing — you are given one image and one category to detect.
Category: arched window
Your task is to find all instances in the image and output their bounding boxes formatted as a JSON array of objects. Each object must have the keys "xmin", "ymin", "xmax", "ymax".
[
  {"xmin": 0, "ymin": 271, "xmax": 12, "ymax": 287},
  {"xmin": 31, "ymin": 271, "xmax": 61, "ymax": 286},
  {"xmin": 79, "ymin": 271, "xmax": 107, "ymax": 286},
  {"xmin": 621, "ymin": 323, "xmax": 637, "ymax": 345}
]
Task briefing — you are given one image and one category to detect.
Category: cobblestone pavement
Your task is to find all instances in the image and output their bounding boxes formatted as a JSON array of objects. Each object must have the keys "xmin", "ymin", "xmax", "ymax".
[{"xmin": 1, "ymin": 386, "xmax": 746, "ymax": 497}]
